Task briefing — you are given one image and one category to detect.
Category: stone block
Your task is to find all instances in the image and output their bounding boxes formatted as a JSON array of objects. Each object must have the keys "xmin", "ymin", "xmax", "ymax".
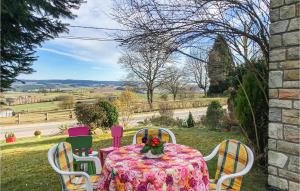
[
  {"xmin": 278, "ymin": 169, "xmax": 300, "ymax": 182},
  {"xmin": 288, "ymin": 156, "xmax": 300, "ymax": 173},
  {"xmin": 270, "ymin": 20, "xmax": 289, "ymax": 34},
  {"xmin": 283, "ymin": 81, "xmax": 300, "ymax": 88},
  {"xmin": 269, "ymin": 99, "xmax": 293, "ymax": 108},
  {"xmin": 270, "ymin": 0, "xmax": 284, "ymax": 8},
  {"xmin": 288, "ymin": 17, "xmax": 300, "ymax": 31},
  {"xmin": 284, "ymin": 124, "xmax": 300, "ymax": 143},
  {"xmin": 269, "ymin": 123, "xmax": 283, "ymax": 139},
  {"xmin": 268, "ymin": 175, "xmax": 288, "ymax": 190},
  {"xmin": 280, "ymin": 4, "xmax": 296, "ymax": 19},
  {"xmin": 284, "ymin": 69, "xmax": 300, "ymax": 81},
  {"xmin": 269, "ymin": 71, "xmax": 283, "ymax": 87},
  {"xmin": 270, "ymin": 62, "xmax": 279, "ymax": 70},
  {"xmin": 282, "ymin": 109, "xmax": 299, "ymax": 125},
  {"xmin": 277, "ymin": 140, "xmax": 300, "ymax": 155},
  {"xmin": 279, "ymin": 60, "xmax": 300, "ymax": 69},
  {"xmin": 294, "ymin": 100, "xmax": 300, "ymax": 109},
  {"xmin": 268, "ymin": 150, "xmax": 288, "ymax": 168},
  {"xmin": 269, "ymin": 108, "xmax": 282, "ymax": 122},
  {"xmin": 288, "ymin": 47, "xmax": 300, "ymax": 60},
  {"xmin": 283, "ymin": 31, "xmax": 300, "ymax": 46},
  {"xmin": 285, "ymin": 0, "xmax": 300, "ymax": 4},
  {"xmin": 270, "ymin": 8, "xmax": 280, "ymax": 22},
  {"xmin": 270, "ymin": 35, "xmax": 282, "ymax": 48},
  {"xmin": 268, "ymin": 165, "xmax": 278, "ymax": 175},
  {"xmin": 278, "ymin": 89, "xmax": 300, "ymax": 99},
  {"xmin": 269, "ymin": 89, "xmax": 279, "ymax": 98},
  {"xmin": 289, "ymin": 181, "xmax": 300, "ymax": 191},
  {"xmin": 270, "ymin": 49, "xmax": 286, "ymax": 62},
  {"xmin": 269, "ymin": 139, "xmax": 277, "ymax": 150}
]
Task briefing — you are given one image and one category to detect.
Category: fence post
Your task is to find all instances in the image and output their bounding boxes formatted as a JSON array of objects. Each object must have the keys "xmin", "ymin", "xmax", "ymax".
[
  {"xmin": 45, "ymin": 113, "xmax": 48, "ymax": 121},
  {"xmin": 17, "ymin": 113, "xmax": 21, "ymax": 124}
]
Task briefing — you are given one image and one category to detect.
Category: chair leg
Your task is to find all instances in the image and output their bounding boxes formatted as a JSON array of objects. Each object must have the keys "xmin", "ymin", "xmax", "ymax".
[{"xmin": 99, "ymin": 151, "xmax": 105, "ymax": 167}]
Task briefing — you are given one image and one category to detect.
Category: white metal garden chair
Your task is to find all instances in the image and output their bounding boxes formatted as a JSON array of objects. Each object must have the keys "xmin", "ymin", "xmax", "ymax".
[
  {"xmin": 204, "ymin": 139, "xmax": 254, "ymax": 191},
  {"xmin": 48, "ymin": 142, "xmax": 102, "ymax": 191},
  {"xmin": 132, "ymin": 128, "xmax": 176, "ymax": 144}
]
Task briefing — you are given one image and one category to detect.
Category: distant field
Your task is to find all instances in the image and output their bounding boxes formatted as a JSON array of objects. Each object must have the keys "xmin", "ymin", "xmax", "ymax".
[{"xmin": 10, "ymin": 101, "xmax": 61, "ymax": 112}]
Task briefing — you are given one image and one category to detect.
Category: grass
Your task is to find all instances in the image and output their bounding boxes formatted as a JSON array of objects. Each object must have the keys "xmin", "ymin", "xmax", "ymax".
[
  {"xmin": 0, "ymin": 127, "xmax": 267, "ymax": 191},
  {"xmin": 10, "ymin": 101, "xmax": 61, "ymax": 112}
]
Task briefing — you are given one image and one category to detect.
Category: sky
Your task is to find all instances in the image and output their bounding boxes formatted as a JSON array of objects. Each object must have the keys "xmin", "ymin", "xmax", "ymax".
[{"xmin": 19, "ymin": 1, "xmax": 126, "ymax": 81}]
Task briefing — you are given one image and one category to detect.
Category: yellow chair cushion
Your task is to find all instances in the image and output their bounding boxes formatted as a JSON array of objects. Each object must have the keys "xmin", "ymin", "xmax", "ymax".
[
  {"xmin": 214, "ymin": 140, "xmax": 248, "ymax": 191},
  {"xmin": 135, "ymin": 128, "xmax": 171, "ymax": 144},
  {"xmin": 209, "ymin": 179, "xmax": 238, "ymax": 191}
]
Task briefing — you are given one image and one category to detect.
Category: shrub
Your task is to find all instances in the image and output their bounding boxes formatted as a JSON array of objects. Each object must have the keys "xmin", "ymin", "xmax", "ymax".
[
  {"xmin": 204, "ymin": 101, "xmax": 225, "ymax": 129},
  {"xmin": 187, "ymin": 112, "xmax": 195, "ymax": 128},
  {"xmin": 97, "ymin": 100, "xmax": 119, "ymax": 128},
  {"xmin": 158, "ymin": 102, "xmax": 174, "ymax": 117},
  {"xmin": 160, "ymin": 94, "xmax": 168, "ymax": 101},
  {"xmin": 5, "ymin": 132, "xmax": 15, "ymax": 138},
  {"xmin": 34, "ymin": 130, "xmax": 41, "ymax": 136},
  {"xmin": 234, "ymin": 67, "xmax": 268, "ymax": 161},
  {"xmin": 149, "ymin": 116, "xmax": 181, "ymax": 127},
  {"xmin": 75, "ymin": 103, "xmax": 107, "ymax": 130},
  {"xmin": 57, "ymin": 95, "xmax": 74, "ymax": 109}
]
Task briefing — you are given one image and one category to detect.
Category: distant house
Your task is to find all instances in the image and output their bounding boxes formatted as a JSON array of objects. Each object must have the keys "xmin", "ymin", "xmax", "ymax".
[{"xmin": 0, "ymin": 109, "xmax": 14, "ymax": 117}]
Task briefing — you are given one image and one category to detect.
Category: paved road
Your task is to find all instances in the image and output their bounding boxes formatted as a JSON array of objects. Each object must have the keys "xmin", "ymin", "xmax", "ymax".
[{"xmin": 1, "ymin": 107, "xmax": 208, "ymax": 139}]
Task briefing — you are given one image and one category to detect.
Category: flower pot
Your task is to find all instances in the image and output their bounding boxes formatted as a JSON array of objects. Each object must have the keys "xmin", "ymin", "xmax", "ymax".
[
  {"xmin": 6, "ymin": 137, "xmax": 16, "ymax": 143},
  {"xmin": 144, "ymin": 151, "xmax": 163, "ymax": 159}
]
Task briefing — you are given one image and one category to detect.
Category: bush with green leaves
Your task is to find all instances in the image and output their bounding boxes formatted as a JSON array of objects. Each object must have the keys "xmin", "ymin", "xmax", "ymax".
[
  {"xmin": 97, "ymin": 100, "xmax": 119, "ymax": 128},
  {"xmin": 75, "ymin": 103, "xmax": 107, "ymax": 130},
  {"xmin": 234, "ymin": 64, "xmax": 268, "ymax": 162},
  {"xmin": 187, "ymin": 112, "xmax": 195, "ymax": 128},
  {"xmin": 204, "ymin": 101, "xmax": 225, "ymax": 129},
  {"xmin": 57, "ymin": 95, "xmax": 74, "ymax": 109}
]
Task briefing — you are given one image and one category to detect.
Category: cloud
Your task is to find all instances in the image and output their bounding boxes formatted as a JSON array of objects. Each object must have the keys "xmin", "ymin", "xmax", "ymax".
[{"xmin": 39, "ymin": 47, "xmax": 93, "ymax": 62}]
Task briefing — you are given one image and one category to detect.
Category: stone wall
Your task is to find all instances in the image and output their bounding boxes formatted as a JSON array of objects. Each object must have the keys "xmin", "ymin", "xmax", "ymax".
[{"xmin": 268, "ymin": 0, "xmax": 300, "ymax": 190}]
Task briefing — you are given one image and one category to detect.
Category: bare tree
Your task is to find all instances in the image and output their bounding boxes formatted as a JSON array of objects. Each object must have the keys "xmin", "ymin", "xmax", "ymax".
[
  {"xmin": 112, "ymin": 0, "xmax": 269, "ymax": 63},
  {"xmin": 118, "ymin": 43, "xmax": 172, "ymax": 109},
  {"xmin": 161, "ymin": 66, "xmax": 185, "ymax": 100},
  {"xmin": 185, "ymin": 49, "xmax": 209, "ymax": 96}
]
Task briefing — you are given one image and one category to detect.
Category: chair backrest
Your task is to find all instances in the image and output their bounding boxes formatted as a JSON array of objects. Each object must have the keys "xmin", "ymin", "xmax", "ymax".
[
  {"xmin": 215, "ymin": 139, "xmax": 249, "ymax": 190},
  {"xmin": 111, "ymin": 125, "xmax": 123, "ymax": 147},
  {"xmin": 68, "ymin": 126, "xmax": 89, "ymax": 137},
  {"xmin": 48, "ymin": 142, "xmax": 74, "ymax": 190},
  {"xmin": 132, "ymin": 128, "xmax": 176, "ymax": 144},
  {"xmin": 66, "ymin": 136, "xmax": 92, "ymax": 156}
]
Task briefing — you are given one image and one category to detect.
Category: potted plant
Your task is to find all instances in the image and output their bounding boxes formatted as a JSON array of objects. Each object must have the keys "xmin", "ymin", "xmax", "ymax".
[
  {"xmin": 34, "ymin": 130, "xmax": 42, "ymax": 138},
  {"xmin": 140, "ymin": 136, "xmax": 164, "ymax": 158},
  {"xmin": 5, "ymin": 132, "xmax": 16, "ymax": 143}
]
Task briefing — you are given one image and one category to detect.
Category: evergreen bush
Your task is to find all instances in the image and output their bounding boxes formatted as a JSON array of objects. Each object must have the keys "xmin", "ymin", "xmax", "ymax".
[
  {"xmin": 204, "ymin": 101, "xmax": 225, "ymax": 129},
  {"xmin": 187, "ymin": 112, "xmax": 195, "ymax": 128},
  {"xmin": 98, "ymin": 100, "xmax": 119, "ymax": 128}
]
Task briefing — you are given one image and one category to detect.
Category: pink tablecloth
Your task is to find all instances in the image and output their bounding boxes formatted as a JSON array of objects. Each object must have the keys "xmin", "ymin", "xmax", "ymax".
[{"xmin": 98, "ymin": 143, "xmax": 209, "ymax": 191}]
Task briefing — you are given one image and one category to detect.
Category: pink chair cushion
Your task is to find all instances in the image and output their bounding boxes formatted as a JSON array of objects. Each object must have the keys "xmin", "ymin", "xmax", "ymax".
[
  {"xmin": 111, "ymin": 125, "xmax": 123, "ymax": 147},
  {"xmin": 68, "ymin": 126, "xmax": 89, "ymax": 136}
]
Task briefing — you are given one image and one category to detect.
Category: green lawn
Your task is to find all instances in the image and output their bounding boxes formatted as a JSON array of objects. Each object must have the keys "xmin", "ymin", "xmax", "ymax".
[
  {"xmin": 10, "ymin": 101, "xmax": 61, "ymax": 112},
  {"xmin": 0, "ymin": 127, "xmax": 267, "ymax": 191}
]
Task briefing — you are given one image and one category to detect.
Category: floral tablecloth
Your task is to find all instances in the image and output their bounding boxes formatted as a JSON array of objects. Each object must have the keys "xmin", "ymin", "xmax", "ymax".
[{"xmin": 98, "ymin": 143, "xmax": 209, "ymax": 191}]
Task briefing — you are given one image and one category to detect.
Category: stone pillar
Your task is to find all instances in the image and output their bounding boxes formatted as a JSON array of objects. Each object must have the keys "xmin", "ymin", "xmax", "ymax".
[{"xmin": 269, "ymin": 0, "xmax": 300, "ymax": 190}]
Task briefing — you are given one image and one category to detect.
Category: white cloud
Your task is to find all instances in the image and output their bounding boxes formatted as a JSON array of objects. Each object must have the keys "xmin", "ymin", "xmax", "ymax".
[
  {"xmin": 39, "ymin": 47, "xmax": 93, "ymax": 62},
  {"xmin": 42, "ymin": 0, "xmax": 123, "ymax": 67}
]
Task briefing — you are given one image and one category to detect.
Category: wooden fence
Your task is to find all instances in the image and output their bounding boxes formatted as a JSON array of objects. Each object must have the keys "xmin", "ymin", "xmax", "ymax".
[{"xmin": 0, "ymin": 98, "xmax": 226, "ymax": 125}]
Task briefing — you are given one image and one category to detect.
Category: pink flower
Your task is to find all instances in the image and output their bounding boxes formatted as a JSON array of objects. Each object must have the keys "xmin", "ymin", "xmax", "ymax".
[
  {"xmin": 180, "ymin": 167, "xmax": 188, "ymax": 177},
  {"xmin": 166, "ymin": 175, "xmax": 173, "ymax": 185}
]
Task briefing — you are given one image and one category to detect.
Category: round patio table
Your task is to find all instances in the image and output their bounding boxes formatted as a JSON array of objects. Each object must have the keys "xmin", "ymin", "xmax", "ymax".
[{"xmin": 97, "ymin": 143, "xmax": 209, "ymax": 191}]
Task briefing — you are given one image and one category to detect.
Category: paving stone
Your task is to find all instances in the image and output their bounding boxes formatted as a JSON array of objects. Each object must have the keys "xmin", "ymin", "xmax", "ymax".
[
  {"xmin": 268, "ymin": 175, "xmax": 288, "ymax": 190},
  {"xmin": 270, "ymin": 20, "xmax": 289, "ymax": 34},
  {"xmin": 269, "ymin": 99, "xmax": 293, "ymax": 108},
  {"xmin": 288, "ymin": 156, "xmax": 300, "ymax": 173},
  {"xmin": 269, "ymin": 108, "xmax": 282, "ymax": 122},
  {"xmin": 269, "ymin": 123, "xmax": 284, "ymax": 139},
  {"xmin": 283, "ymin": 31, "xmax": 300, "ymax": 46},
  {"xmin": 277, "ymin": 140, "xmax": 300, "ymax": 155},
  {"xmin": 269, "ymin": 71, "xmax": 283, "ymax": 87},
  {"xmin": 268, "ymin": 150, "xmax": 288, "ymax": 168},
  {"xmin": 284, "ymin": 124, "xmax": 300, "ymax": 143},
  {"xmin": 280, "ymin": 4, "xmax": 296, "ymax": 19}
]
